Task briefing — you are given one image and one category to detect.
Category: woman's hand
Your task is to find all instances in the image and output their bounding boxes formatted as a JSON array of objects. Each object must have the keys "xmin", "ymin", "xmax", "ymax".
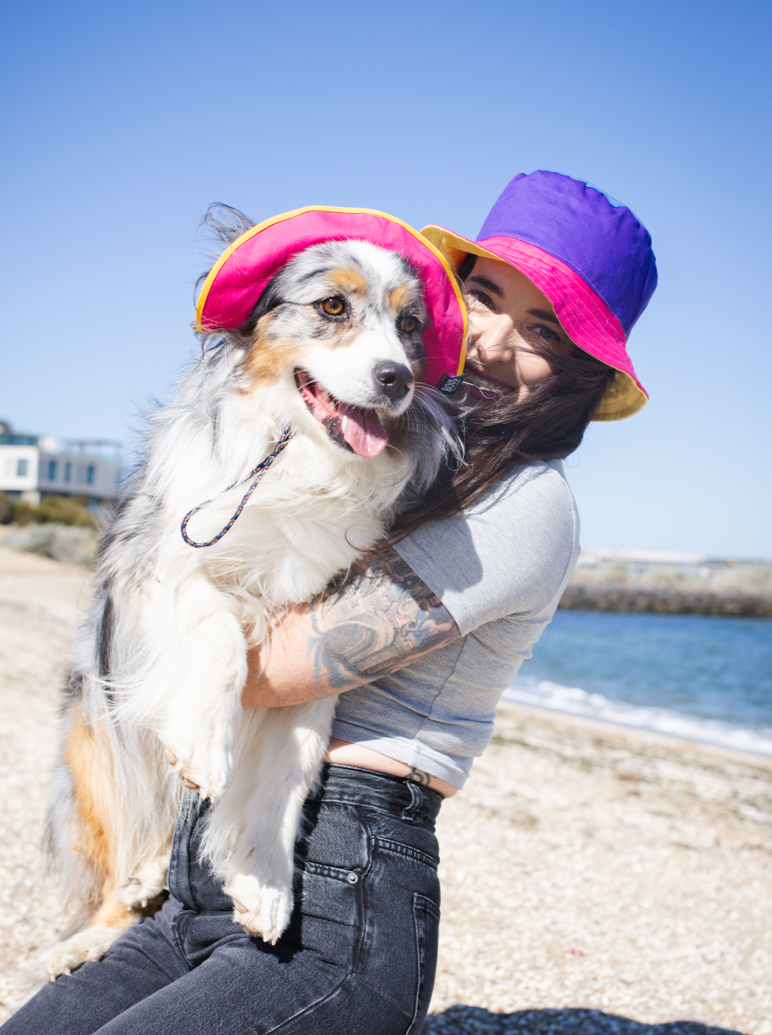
[{"xmin": 241, "ymin": 545, "xmax": 460, "ymax": 708}]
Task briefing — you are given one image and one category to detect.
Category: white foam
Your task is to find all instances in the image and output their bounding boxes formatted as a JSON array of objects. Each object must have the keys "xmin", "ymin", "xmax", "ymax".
[{"xmin": 503, "ymin": 676, "xmax": 772, "ymax": 757}]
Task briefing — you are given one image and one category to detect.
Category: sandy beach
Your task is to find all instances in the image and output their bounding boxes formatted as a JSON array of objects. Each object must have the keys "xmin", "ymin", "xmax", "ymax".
[{"xmin": 0, "ymin": 543, "xmax": 770, "ymax": 1034}]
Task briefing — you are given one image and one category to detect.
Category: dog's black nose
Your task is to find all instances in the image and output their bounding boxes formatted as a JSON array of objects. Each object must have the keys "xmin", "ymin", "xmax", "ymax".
[{"xmin": 374, "ymin": 362, "xmax": 413, "ymax": 401}]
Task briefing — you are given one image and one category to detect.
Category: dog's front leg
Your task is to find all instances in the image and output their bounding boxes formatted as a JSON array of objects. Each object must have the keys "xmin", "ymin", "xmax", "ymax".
[
  {"xmin": 221, "ymin": 697, "xmax": 337, "ymax": 943},
  {"xmin": 158, "ymin": 586, "xmax": 255, "ymax": 801}
]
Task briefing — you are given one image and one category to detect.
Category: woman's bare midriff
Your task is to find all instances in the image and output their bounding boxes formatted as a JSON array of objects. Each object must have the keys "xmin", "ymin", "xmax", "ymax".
[{"xmin": 325, "ymin": 739, "xmax": 458, "ymax": 798}]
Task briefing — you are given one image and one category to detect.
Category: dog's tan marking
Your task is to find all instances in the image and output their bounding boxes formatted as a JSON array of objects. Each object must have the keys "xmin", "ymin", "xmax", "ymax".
[
  {"xmin": 240, "ymin": 311, "xmax": 312, "ymax": 391},
  {"xmin": 91, "ymin": 884, "xmax": 141, "ymax": 930},
  {"xmin": 241, "ymin": 340, "xmax": 308, "ymax": 391},
  {"xmin": 63, "ymin": 703, "xmax": 163, "ymax": 937},
  {"xmin": 64, "ymin": 703, "xmax": 116, "ymax": 883},
  {"xmin": 389, "ymin": 283, "xmax": 415, "ymax": 313},
  {"xmin": 327, "ymin": 267, "xmax": 366, "ymax": 296},
  {"xmin": 241, "ymin": 307, "xmax": 367, "ymax": 392}
]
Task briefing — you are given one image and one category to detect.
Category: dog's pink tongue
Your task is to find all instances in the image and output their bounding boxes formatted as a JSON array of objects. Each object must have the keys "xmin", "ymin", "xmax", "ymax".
[{"xmin": 338, "ymin": 402, "xmax": 389, "ymax": 458}]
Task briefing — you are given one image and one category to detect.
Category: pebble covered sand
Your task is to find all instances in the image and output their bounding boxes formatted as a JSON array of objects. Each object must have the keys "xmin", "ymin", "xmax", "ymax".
[{"xmin": 0, "ymin": 543, "xmax": 770, "ymax": 1033}]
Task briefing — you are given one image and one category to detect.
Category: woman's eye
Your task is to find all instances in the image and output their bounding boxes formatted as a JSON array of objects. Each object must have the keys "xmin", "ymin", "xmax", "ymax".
[
  {"xmin": 319, "ymin": 297, "xmax": 346, "ymax": 316},
  {"xmin": 467, "ymin": 289, "xmax": 495, "ymax": 311},
  {"xmin": 530, "ymin": 324, "xmax": 560, "ymax": 343},
  {"xmin": 399, "ymin": 315, "xmax": 419, "ymax": 334}
]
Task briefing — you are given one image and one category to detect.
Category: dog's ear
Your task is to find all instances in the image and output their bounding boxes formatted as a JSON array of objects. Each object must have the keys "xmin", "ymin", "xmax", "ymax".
[
  {"xmin": 195, "ymin": 204, "xmax": 257, "ymax": 309},
  {"xmin": 201, "ymin": 203, "xmax": 255, "ymax": 246}
]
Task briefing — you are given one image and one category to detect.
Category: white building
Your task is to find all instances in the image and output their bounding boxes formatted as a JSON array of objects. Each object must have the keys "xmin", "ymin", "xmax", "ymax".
[{"xmin": 0, "ymin": 422, "xmax": 123, "ymax": 507}]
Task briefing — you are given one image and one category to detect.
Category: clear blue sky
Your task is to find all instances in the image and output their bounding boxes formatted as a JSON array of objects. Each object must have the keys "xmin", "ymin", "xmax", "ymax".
[{"xmin": 2, "ymin": 0, "xmax": 770, "ymax": 558}]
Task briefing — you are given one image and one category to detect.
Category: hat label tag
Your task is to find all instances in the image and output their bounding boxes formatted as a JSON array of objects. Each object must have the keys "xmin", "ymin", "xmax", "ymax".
[{"xmin": 436, "ymin": 374, "xmax": 465, "ymax": 395}]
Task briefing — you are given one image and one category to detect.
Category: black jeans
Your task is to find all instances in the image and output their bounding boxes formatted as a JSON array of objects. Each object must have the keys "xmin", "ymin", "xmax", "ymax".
[{"xmin": 3, "ymin": 764, "xmax": 442, "ymax": 1035}]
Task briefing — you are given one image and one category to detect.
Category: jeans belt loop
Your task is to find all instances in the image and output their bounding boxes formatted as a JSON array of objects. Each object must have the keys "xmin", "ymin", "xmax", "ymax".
[{"xmin": 401, "ymin": 779, "xmax": 422, "ymax": 821}]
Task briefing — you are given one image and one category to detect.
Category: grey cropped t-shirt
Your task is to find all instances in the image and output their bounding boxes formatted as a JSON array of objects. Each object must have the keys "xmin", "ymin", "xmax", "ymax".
[{"xmin": 331, "ymin": 459, "xmax": 580, "ymax": 789}]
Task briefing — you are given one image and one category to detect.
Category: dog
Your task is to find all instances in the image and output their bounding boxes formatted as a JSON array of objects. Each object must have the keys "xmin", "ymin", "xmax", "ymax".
[{"xmin": 45, "ymin": 205, "xmax": 465, "ymax": 976}]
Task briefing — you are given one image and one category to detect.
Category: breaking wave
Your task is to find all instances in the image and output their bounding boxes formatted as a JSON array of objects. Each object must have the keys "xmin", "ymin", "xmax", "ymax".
[{"xmin": 503, "ymin": 674, "xmax": 772, "ymax": 757}]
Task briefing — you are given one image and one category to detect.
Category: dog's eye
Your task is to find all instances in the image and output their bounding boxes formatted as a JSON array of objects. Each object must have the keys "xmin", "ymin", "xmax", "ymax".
[
  {"xmin": 319, "ymin": 297, "xmax": 346, "ymax": 317},
  {"xmin": 399, "ymin": 315, "xmax": 419, "ymax": 334}
]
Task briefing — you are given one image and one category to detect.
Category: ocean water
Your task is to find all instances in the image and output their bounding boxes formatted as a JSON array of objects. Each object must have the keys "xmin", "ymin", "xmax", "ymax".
[{"xmin": 505, "ymin": 610, "xmax": 772, "ymax": 755}]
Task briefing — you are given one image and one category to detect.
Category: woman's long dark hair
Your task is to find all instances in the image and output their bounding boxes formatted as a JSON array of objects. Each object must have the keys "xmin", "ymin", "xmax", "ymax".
[{"xmin": 391, "ymin": 256, "xmax": 617, "ymax": 538}]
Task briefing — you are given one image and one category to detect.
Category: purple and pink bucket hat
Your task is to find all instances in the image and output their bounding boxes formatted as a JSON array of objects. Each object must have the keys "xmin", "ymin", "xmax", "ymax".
[
  {"xmin": 421, "ymin": 170, "xmax": 658, "ymax": 420},
  {"xmin": 196, "ymin": 206, "xmax": 468, "ymax": 392}
]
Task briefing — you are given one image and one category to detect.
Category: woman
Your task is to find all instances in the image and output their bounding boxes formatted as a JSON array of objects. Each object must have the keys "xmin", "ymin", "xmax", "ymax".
[{"xmin": 4, "ymin": 170, "xmax": 657, "ymax": 1034}]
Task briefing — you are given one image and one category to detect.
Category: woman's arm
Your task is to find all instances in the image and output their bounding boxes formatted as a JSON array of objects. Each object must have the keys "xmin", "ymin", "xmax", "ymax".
[{"xmin": 241, "ymin": 545, "xmax": 461, "ymax": 708}]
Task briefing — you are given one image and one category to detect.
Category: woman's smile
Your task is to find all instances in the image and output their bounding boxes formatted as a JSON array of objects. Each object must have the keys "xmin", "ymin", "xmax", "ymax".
[{"xmin": 462, "ymin": 362, "xmax": 515, "ymax": 400}]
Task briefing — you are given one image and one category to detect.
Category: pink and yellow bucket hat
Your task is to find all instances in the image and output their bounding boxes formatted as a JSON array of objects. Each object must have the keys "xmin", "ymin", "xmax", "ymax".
[
  {"xmin": 421, "ymin": 171, "xmax": 658, "ymax": 421},
  {"xmin": 196, "ymin": 206, "xmax": 468, "ymax": 394}
]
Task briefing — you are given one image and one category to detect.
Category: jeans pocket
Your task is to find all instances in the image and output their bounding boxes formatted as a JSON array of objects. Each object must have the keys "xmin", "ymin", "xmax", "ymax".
[
  {"xmin": 299, "ymin": 802, "xmax": 370, "ymax": 872},
  {"xmin": 291, "ymin": 803, "xmax": 370, "ymax": 932},
  {"xmin": 408, "ymin": 892, "xmax": 441, "ymax": 1034}
]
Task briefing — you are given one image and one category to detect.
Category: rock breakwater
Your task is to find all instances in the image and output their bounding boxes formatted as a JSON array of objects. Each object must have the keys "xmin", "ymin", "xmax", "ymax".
[{"xmin": 559, "ymin": 583, "xmax": 772, "ymax": 617}]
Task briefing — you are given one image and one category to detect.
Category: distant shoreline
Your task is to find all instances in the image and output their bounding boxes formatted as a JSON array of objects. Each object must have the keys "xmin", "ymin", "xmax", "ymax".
[{"xmin": 559, "ymin": 582, "xmax": 772, "ymax": 617}]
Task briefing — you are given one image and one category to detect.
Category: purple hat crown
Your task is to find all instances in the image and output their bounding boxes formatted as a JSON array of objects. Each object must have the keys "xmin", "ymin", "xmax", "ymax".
[{"xmin": 478, "ymin": 171, "xmax": 657, "ymax": 336}]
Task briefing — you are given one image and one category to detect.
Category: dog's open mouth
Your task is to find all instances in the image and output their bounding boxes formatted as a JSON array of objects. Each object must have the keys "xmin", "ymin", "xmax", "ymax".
[{"xmin": 295, "ymin": 370, "xmax": 389, "ymax": 459}]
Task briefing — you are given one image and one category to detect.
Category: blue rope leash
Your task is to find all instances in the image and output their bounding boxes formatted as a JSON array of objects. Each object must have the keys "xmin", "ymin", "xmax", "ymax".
[{"xmin": 180, "ymin": 424, "xmax": 295, "ymax": 549}]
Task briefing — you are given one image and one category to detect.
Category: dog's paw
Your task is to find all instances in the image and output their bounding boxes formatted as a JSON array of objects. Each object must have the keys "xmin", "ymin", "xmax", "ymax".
[
  {"xmin": 224, "ymin": 873, "xmax": 294, "ymax": 945},
  {"xmin": 119, "ymin": 850, "xmax": 170, "ymax": 909},
  {"xmin": 164, "ymin": 741, "xmax": 232, "ymax": 801},
  {"xmin": 47, "ymin": 924, "xmax": 123, "ymax": 978}
]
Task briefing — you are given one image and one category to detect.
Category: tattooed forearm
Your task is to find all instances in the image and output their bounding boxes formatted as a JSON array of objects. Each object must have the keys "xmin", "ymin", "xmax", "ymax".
[
  {"xmin": 307, "ymin": 546, "xmax": 460, "ymax": 692},
  {"xmin": 242, "ymin": 546, "xmax": 461, "ymax": 708}
]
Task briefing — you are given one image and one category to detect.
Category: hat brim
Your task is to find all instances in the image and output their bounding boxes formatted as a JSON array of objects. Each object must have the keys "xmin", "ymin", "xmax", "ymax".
[
  {"xmin": 420, "ymin": 225, "xmax": 648, "ymax": 421},
  {"xmin": 196, "ymin": 207, "xmax": 467, "ymax": 393}
]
